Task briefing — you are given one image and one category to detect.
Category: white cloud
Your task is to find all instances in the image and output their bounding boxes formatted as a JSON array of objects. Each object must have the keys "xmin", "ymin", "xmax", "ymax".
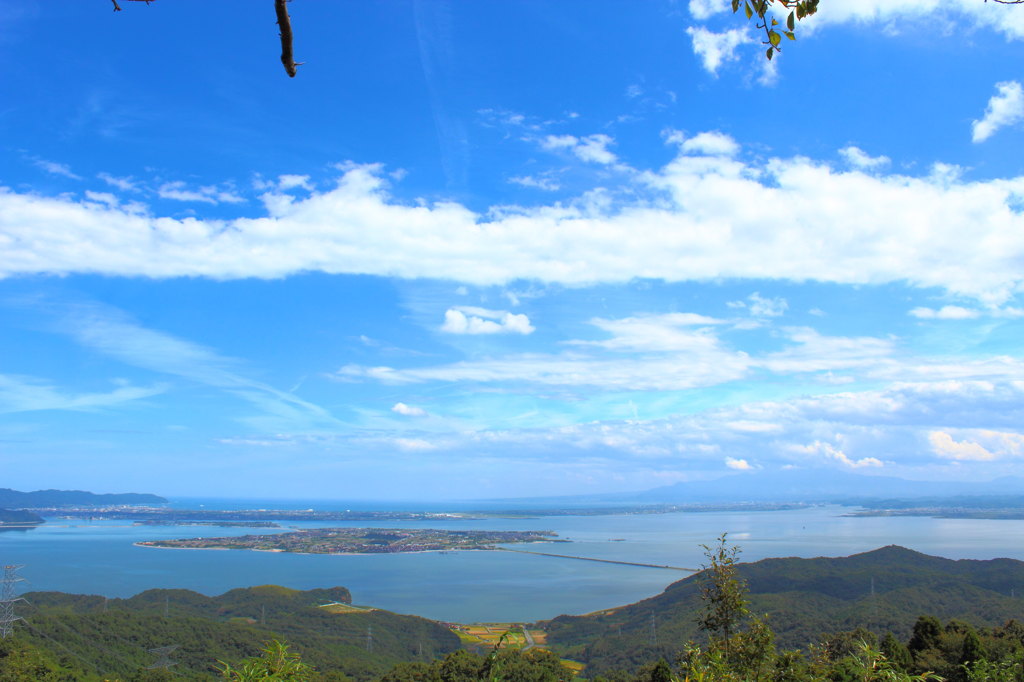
[
  {"xmin": 340, "ymin": 305, "xmax": 1024, "ymax": 395},
  {"xmin": 84, "ymin": 191, "xmax": 119, "ymax": 208},
  {"xmin": 540, "ymin": 134, "xmax": 617, "ymax": 164},
  {"xmin": 729, "ymin": 292, "xmax": 788, "ymax": 318},
  {"xmin": 392, "ymin": 402, "xmax": 428, "ymax": 417},
  {"xmin": 5, "ymin": 143, "xmax": 1024, "ymax": 304},
  {"xmin": 394, "ymin": 437, "xmax": 437, "ymax": 451},
  {"xmin": 158, "ymin": 181, "xmax": 245, "ymax": 205},
  {"xmin": 572, "ymin": 313, "xmax": 725, "ymax": 353},
  {"xmin": 839, "ymin": 146, "xmax": 891, "ymax": 170},
  {"xmin": 685, "ymin": 27, "xmax": 748, "ymax": 75},
  {"xmin": 98, "ymin": 173, "xmax": 138, "ymax": 192},
  {"xmin": 340, "ymin": 350, "xmax": 749, "ymax": 391},
  {"xmin": 33, "ymin": 159, "xmax": 81, "ymax": 180},
  {"xmin": 277, "ymin": 174, "xmax": 313, "ymax": 191},
  {"xmin": 290, "ymin": 377, "xmax": 1024, "ymax": 480},
  {"xmin": 760, "ymin": 327, "xmax": 894, "ymax": 374},
  {"xmin": 342, "ymin": 316, "xmax": 903, "ymax": 392},
  {"xmin": 0, "ymin": 373, "xmax": 164, "ymax": 414},
  {"xmin": 928, "ymin": 430, "xmax": 996, "ymax": 461},
  {"xmin": 49, "ymin": 302, "xmax": 338, "ymax": 431},
  {"xmin": 972, "ymin": 81, "xmax": 1024, "ymax": 143},
  {"xmin": 802, "ymin": 0, "xmax": 1024, "ymax": 42},
  {"xmin": 725, "ymin": 456, "xmax": 753, "ymax": 470},
  {"xmin": 758, "ymin": 54, "xmax": 779, "ymax": 88},
  {"xmin": 673, "ymin": 131, "xmax": 741, "ymax": 157},
  {"xmin": 909, "ymin": 305, "xmax": 981, "ymax": 319},
  {"xmin": 509, "ymin": 175, "xmax": 561, "ymax": 191},
  {"xmin": 689, "ymin": 0, "xmax": 730, "ymax": 20},
  {"xmin": 441, "ymin": 307, "xmax": 535, "ymax": 335},
  {"xmin": 792, "ymin": 440, "xmax": 883, "ymax": 468},
  {"xmin": 929, "ymin": 428, "xmax": 1024, "ymax": 461},
  {"xmin": 725, "ymin": 420, "xmax": 782, "ymax": 433}
]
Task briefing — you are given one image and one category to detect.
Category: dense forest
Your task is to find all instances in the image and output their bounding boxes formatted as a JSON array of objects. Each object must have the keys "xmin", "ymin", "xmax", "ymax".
[
  {"xmin": 545, "ymin": 545, "xmax": 1024, "ymax": 675},
  {"xmin": 6, "ymin": 584, "xmax": 459, "ymax": 680},
  {"xmin": 2, "ymin": 543, "xmax": 1024, "ymax": 680}
]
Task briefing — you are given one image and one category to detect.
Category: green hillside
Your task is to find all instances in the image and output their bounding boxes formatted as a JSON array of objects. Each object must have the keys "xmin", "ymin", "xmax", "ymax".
[
  {"xmin": 543, "ymin": 545, "xmax": 1024, "ymax": 676},
  {"xmin": 15, "ymin": 584, "xmax": 460, "ymax": 681}
]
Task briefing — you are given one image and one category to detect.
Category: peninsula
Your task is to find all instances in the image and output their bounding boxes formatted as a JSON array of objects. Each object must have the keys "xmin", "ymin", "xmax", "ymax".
[{"xmin": 136, "ymin": 527, "xmax": 564, "ymax": 554}]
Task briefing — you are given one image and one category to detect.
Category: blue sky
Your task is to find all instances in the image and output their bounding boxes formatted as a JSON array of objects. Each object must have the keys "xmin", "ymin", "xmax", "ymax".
[{"xmin": 2, "ymin": 1, "xmax": 1024, "ymax": 500}]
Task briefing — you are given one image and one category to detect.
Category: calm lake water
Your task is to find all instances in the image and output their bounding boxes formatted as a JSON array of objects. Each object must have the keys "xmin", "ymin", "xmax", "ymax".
[{"xmin": 4, "ymin": 505, "xmax": 1023, "ymax": 623}]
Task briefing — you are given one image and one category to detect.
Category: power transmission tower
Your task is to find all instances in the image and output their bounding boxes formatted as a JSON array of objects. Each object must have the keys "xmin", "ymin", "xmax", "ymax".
[
  {"xmin": 366, "ymin": 626, "xmax": 373, "ymax": 653},
  {"xmin": 147, "ymin": 644, "xmax": 179, "ymax": 670},
  {"xmin": 0, "ymin": 565, "xmax": 25, "ymax": 638},
  {"xmin": 649, "ymin": 613, "xmax": 657, "ymax": 646}
]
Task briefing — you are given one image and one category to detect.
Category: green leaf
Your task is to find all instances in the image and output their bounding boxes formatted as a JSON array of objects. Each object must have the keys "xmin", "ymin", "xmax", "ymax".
[
  {"xmin": 771, "ymin": 17, "xmax": 778, "ymax": 26},
  {"xmin": 787, "ymin": 11, "xmax": 795, "ymax": 29},
  {"xmin": 744, "ymin": 2, "xmax": 753, "ymax": 19},
  {"xmin": 768, "ymin": 30, "xmax": 781, "ymax": 47},
  {"xmin": 766, "ymin": 47, "xmax": 774, "ymax": 60},
  {"xmin": 732, "ymin": 0, "xmax": 741, "ymax": 12},
  {"xmin": 784, "ymin": 30, "xmax": 796, "ymax": 40}
]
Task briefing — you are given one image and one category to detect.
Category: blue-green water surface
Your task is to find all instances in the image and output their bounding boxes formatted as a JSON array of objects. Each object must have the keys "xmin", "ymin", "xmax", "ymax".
[{"xmin": 3, "ymin": 505, "xmax": 1022, "ymax": 623}]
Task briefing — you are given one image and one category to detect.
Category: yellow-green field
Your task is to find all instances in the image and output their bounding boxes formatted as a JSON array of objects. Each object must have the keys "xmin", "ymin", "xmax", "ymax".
[
  {"xmin": 319, "ymin": 603, "xmax": 377, "ymax": 614},
  {"xmin": 455, "ymin": 623, "xmax": 528, "ymax": 648},
  {"xmin": 448, "ymin": 623, "xmax": 581, "ymax": 676}
]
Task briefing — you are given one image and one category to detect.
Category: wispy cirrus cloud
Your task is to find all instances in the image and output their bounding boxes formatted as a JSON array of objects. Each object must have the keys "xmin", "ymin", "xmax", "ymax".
[
  {"xmin": 31, "ymin": 158, "xmax": 82, "ymax": 180},
  {"xmin": 0, "ymin": 373, "xmax": 165, "ymax": 414},
  {"xmin": 41, "ymin": 302, "xmax": 338, "ymax": 431}
]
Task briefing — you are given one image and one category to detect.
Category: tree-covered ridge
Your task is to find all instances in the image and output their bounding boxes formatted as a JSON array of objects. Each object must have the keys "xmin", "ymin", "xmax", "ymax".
[
  {"xmin": 13, "ymin": 584, "xmax": 459, "ymax": 680},
  {"xmin": 0, "ymin": 488, "xmax": 167, "ymax": 508},
  {"xmin": 544, "ymin": 545, "xmax": 1024, "ymax": 677},
  {"xmin": 0, "ymin": 509, "xmax": 44, "ymax": 525}
]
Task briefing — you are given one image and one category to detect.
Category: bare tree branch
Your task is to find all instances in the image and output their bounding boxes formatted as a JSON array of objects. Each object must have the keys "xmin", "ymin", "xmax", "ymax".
[
  {"xmin": 275, "ymin": 0, "xmax": 302, "ymax": 78},
  {"xmin": 111, "ymin": 0, "xmax": 154, "ymax": 10}
]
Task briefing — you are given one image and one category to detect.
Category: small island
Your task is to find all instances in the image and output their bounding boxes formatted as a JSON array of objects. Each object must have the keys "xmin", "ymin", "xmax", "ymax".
[
  {"xmin": 132, "ymin": 520, "xmax": 282, "ymax": 528},
  {"xmin": 136, "ymin": 527, "xmax": 565, "ymax": 554}
]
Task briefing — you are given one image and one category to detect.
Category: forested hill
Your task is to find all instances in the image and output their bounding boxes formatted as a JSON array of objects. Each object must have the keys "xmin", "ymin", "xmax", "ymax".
[
  {"xmin": 544, "ymin": 545, "xmax": 1024, "ymax": 676},
  {"xmin": 0, "ymin": 509, "xmax": 43, "ymax": 525},
  {"xmin": 0, "ymin": 488, "xmax": 167, "ymax": 507},
  {"xmin": 18, "ymin": 584, "xmax": 459, "ymax": 680}
]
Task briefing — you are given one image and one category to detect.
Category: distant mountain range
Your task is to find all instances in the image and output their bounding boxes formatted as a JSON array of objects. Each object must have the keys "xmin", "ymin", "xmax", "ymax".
[
  {"xmin": 544, "ymin": 545, "xmax": 1024, "ymax": 676},
  {"xmin": 0, "ymin": 488, "xmax": 167, "ymax": 508},
  {"xmin": 631, "ymin": 470, "xmax": 1024, "ymax": 504},
  {"xmin": 470, "ymin": 470, "xmax": 1024, "ymax": 508}
]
